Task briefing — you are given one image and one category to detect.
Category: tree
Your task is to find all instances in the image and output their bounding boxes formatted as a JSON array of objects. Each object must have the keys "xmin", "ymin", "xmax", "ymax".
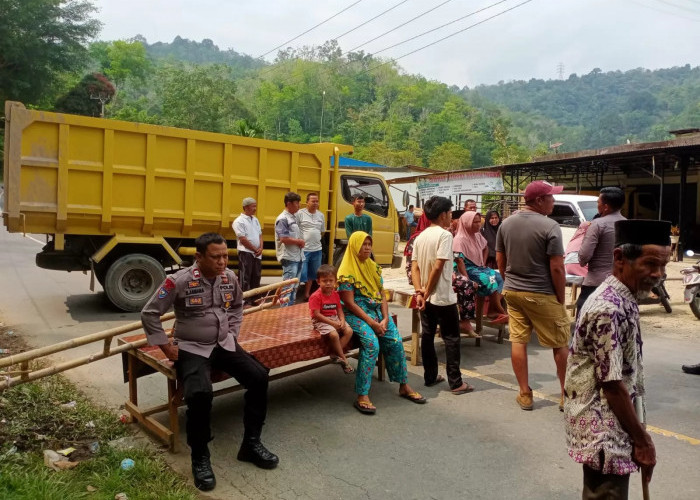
[
  {"xmin": 90, "ymin": 40, "xmax": 151, "ymax": 88},
  {"xmin": 157, "ymin": 64, "xmax": 252, "ymax": 132},
  {"xmin": 428, "ymin": 142, "xmax": 472, "ymax": 171},
  {"xmin": 54, "ymin": 72, "xmax": 115, "ymax": 116},
  {"xmin": 0, "ymin": 0, "xmax": 102, "ymax": 105}
]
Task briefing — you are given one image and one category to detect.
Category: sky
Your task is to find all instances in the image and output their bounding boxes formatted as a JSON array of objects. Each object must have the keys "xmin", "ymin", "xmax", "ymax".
[{"xmin": 92, "ymin": 0, "xmax": 700, "ymax": 88}]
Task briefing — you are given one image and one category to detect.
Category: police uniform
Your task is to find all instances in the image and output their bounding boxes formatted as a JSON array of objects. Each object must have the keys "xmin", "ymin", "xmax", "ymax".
[{"xmin": 141, "ymin": 264, "xmax": 270, "ymax": 460}]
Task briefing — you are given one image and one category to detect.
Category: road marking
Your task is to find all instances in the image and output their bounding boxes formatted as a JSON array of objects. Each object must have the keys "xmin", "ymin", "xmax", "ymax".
[
  {"xmin": 24, "ymin": 235, "xmax": 45, "ymax": 245},
  {"xmin": 454, "ymin": 366, "xmax": 700, "ymax": 446}
]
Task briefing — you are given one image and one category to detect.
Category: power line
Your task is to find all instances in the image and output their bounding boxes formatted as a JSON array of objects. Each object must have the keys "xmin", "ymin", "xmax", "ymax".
[
  {"xmin": 362, "ymin": 0, "xmax": 536, "ymax": 76},
  {"xmin": 368, "ymin": 0, "xmax": 509, "ymax": 58},
  {"xmin": 333, "ymin": 0, "xmax": 412, "ymax": 41},
  {"xmin": 347, "ymin": 0, "xmax": 455, "ymax": 53},
  {"xmin": 256, "ymin": 0, "xmax": 364, "ymax": 59},
  {"xmin": 265, "ymin": 0, "xmax": 499, "ymax": 87}
]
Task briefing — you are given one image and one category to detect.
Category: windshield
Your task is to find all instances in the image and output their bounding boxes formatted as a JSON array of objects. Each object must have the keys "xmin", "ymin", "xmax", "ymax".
[{"xmin": 578, "ymin": 201, "xmax": 599, "ymax": 222}]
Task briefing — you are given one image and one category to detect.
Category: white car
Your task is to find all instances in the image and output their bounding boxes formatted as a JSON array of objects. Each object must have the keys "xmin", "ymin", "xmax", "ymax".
[{"xmin": 550, "ymin": 194, "xmax": 599, "ymax": 247}]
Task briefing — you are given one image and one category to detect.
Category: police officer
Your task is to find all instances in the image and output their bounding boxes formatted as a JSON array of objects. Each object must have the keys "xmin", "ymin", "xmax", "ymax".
[{"xmin": 141, "ymin": 232, "xmax": 278, "ymax": 492}]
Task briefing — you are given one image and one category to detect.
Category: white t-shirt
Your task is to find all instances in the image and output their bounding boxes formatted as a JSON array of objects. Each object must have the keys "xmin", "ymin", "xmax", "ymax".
[
  {"xmin": 411, "ymin": 225, "xmax": 457, "ymax": 306},
  {"xmin": 295, "ymin": 208, "xmax": 325, "ymax": 252},
  {"xmin": 232, "ymin": 214, "xmax": 262, "ymax": 259}
]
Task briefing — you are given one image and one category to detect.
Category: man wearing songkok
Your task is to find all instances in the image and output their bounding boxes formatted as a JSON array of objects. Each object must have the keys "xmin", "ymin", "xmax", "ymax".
[{"xmin": 565, "ymin": 219, "xmax": 671, "ymax": 500}]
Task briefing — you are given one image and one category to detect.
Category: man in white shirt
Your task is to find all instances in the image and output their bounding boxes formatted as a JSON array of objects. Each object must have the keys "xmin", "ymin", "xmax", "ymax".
[
  {"xmin": 275, "ymin": 192, "xmax": 305, "ymax": 306},
  {"xmin": 233, "ymin": 197, "xmax": 263, "ymax": 305},
  {"xmin": 412, "ymin": 196, "xmax": 474, "ymax": 395},
  {"xmin": 296, "ymin": 192, "xmax": 325, "ymax": 301}
]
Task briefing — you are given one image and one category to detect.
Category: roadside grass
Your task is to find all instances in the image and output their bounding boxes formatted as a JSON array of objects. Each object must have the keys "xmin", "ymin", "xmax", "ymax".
[{"xmin": 0, "ymin": 327, "xmax": 197, "ymax": 499}]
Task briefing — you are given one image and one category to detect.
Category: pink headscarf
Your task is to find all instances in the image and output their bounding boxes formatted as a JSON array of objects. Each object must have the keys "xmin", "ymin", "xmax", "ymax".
[{"xmin": 453, "ymin": 211, "xmax": 488, "ymax": 266}]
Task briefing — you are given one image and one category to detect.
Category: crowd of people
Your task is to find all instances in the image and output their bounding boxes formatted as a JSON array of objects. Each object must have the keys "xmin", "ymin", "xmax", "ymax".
[{"xmin": 138, "ymin": 183, "xmax": 688, "ymax": 498}]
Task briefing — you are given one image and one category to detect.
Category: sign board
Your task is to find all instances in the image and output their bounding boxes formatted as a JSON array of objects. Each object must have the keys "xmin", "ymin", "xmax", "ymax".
[{"xmin": 417, "ymin": 171, "xmax": 504, "ymax": 199}]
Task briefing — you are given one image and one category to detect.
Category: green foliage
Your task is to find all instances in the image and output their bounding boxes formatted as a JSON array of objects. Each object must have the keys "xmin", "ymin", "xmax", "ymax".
[
  {"xmin": 54, "ymin": 73, "xmax": 115, "ymax": 116},
  {"xmin": 90, "ymin": 40, "xmax": 152, "ymax": 87},
  {"xmin": 141, "ymin": 35, "xmax": 263, "ymax": 73},
  {"xmin": 0, "ymin": 446, "xmax": 196, "ymax": 499},
  {"xmin": 462, "ymin": 65, "xmax": 700, "ymax": 151},
  {"xmin": 156, "ymin": 63, "xmax": 252, "ymax": 132},
  {"xmin": 428, "ymin": 142, "xmax": 472, "ymax": 171},
  {"xmin": 0, "ymin": 0, "xmax": 101, "ymax": 105},
  {"xmin": 0, "ymin": 371, "xmax": 196, "ymax": 499}
]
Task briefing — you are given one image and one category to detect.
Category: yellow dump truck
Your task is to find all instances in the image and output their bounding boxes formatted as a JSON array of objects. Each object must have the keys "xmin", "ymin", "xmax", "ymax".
[{"xmin": 3, "ymin": 102, "xmax": 401, "ymax": 311}]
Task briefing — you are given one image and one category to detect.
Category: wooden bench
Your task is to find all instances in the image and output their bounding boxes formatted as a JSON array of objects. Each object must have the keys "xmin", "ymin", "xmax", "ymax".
[
  {"xmin": 388, "ymin": 290, "xmax": 507, "ymax": 369},
  {"xmin": 120, "ymin": 304, "xmax": 397, "ymax": 451}
]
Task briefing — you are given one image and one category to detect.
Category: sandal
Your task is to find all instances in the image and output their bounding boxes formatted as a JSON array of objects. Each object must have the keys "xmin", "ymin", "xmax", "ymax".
[
  {"xmin": 340, "ymin": 361, "xmax": 355, "ymax": 374},
  {"xmin": 451, "ymin": 383, "xmax": 475, "ymax": 395},
  {"xmin": 400, "ymin": 391, "xmax": 427, "ymax": 404},
  {"xmin": 353, "ymin": 400, "xmax": 376, "ymax": 415},
  {"xmin": 425, "ymin": 375, "xmax": 446, "ymax": 387},
  {"xmin": 490, "ymin": 313, "xmax": 509, "ymax": 324}
]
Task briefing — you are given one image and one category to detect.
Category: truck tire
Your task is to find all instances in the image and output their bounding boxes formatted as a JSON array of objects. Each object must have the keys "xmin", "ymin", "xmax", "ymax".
[
  {"xmin": 333, "ymin": 244, "xmax": 347, "ymax": 268},
  {"xmin": 104, "ymin": 254, "xmax": 166, "ymax": 312}
]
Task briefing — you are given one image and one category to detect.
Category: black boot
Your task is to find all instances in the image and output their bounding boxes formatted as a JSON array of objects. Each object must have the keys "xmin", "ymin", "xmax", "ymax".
[
  {"xmin": 191, "ymin": 454, "xmax": 216, "ymax": 491},
  {"xmin": 682, "ymin": 363, "xmax": 700, "ymax": 375},
  {"xmin": 237, "ymin": 437, "xmax": 279, "ymax": 469}
]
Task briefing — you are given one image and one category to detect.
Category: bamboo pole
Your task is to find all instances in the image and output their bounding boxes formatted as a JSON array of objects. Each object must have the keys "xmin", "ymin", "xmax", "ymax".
[{"xmin": 0, "ymin": 279, "xmax": 295, "ymax": 387}]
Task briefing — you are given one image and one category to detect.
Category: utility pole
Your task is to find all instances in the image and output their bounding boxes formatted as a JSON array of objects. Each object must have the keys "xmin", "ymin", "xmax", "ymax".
[
  {"xmin": 557, "ymin": 62, "xmax": 565, "ymax": 80},
  {"xmin": 319, "ymin": 90, "xmax": 326, "ymax": 143}
]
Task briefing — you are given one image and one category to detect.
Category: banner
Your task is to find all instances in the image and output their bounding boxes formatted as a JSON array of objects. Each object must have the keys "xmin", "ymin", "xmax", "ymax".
[{"xmin": 417, "ymin": 171, "xmax": 504, "ymax": 198}]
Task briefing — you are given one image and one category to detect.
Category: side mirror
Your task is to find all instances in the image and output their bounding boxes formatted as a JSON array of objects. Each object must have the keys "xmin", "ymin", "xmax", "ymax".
[
  {"xmin": 687, "ymin": 250, "xmax": 695, "ymax": 257},
  {"xmin": 402, "ymin": 190, "xmax": 410, "ymax": 208}
]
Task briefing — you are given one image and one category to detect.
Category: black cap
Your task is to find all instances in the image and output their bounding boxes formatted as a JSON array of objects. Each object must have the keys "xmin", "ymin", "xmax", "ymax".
[{"xmin": 614, "ymin": 220, "xmax": 672, "ymax": 247}]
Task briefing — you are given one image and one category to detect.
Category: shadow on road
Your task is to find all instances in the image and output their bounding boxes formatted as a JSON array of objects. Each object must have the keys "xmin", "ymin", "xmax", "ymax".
[{"xmin": 65, "ymin": 293, "xmax": 141, "ymax": 323}]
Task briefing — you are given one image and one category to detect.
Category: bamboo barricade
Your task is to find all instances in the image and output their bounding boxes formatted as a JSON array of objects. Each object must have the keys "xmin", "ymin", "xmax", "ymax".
[{"xmin": 0, "ymin": 278, "xmax": 299, "ymax": 391}]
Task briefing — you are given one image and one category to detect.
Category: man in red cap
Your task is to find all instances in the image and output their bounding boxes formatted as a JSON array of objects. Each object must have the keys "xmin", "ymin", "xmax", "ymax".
[{"xmin": 496, "ymin": 180, "xmax": 569, "ymax": 411}]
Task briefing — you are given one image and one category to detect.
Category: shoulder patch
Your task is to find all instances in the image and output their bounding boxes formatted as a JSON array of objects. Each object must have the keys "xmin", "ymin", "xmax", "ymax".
[
  {"xmin": 163, "ymin": 278, "xmax": 176, "ymax": 291},
  {"xmin": 158, "ymin": 287, "xmax": 169, "ymax": 299},
  {"xmin": 192, "ymin": 268, "xmax": 201, "ymax": 279}
]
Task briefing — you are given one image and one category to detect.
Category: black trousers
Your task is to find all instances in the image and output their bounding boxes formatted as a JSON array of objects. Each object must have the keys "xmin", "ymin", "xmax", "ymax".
[
  {"xmin": 420, "ymin": 302, "xmax": 463, "ymax": 390},
  {"xmin": 576, "ymin": 285, "xmax": 598, "ymax": 318},
  {"xmin": 582, "ymin": 464, "xmax": 630, "ymax": 500},
  {"xmin": 176, "ymin": 344, "xmax": 269, "ymax": 457},
  {"xmin": 238, "ymin": 251, "xmax": 262, "ymax": 304}
]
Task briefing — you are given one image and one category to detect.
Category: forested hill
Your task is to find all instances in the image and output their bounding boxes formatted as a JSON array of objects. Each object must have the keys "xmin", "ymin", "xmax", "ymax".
[
  {"xmin": 461, "ymin": 65, "xmax": 700, "ymax": 152},
  {"xmin": 136, "ymin": 35, "xmax": 264, "ymax": 72},
  {"xmin": 4, "ymin": 1, "xmax": 700, "ymax": 173}
]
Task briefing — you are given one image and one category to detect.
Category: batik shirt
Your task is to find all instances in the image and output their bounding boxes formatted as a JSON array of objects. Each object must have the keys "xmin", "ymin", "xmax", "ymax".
[{"xmin": 564, "ymin": 275, "xmax": 645, "ymax": 475}]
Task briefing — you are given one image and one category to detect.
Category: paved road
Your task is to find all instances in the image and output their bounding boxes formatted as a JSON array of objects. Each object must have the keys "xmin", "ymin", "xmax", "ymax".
[{"xmin": 1, "ymin": 226, "xmax": 699, "ymax": 499}]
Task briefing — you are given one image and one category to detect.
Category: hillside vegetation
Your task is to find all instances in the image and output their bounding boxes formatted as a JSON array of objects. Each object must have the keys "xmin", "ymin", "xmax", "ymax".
[{"xmin": 2, "ymin": 1, "xmax": 698, "ymax": 170}]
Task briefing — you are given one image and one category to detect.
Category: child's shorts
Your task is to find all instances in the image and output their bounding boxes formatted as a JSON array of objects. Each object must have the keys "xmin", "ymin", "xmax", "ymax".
[{"xmin": 313, "ymin": 314, "xmax": 340, "ymax": 335}]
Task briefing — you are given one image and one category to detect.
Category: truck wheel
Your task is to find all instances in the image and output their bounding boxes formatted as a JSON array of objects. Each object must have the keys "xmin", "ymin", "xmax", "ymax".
[
  {"xmin": 333, "ymin": 245, "xmax": 347, "ymax": 268},
  {"xmin": 104, "ymin": 254, "xmax": 166, "ymax": 312}
]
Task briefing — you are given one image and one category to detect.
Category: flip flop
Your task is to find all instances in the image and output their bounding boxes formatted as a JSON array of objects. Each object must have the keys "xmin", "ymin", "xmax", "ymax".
[
  {"xmin": 425, "ymin": 375, "xmax": 446, "ymax": 387},
  {"xmin": 400, "ymin": 392, "xmax": 427, "ymax": 404},
  {"xmin": 490, "ymin": 314, "xmax": 509, "ymax": 324},
  {"xmin": 340, "ymin": 361, "xmax": 355, "ymax": 374},
  {"xmin": 353, "ymin": 400, "xmax": 376, "ymax": 415},
  {"xmin": 451, "ymin": 383, "xmax": 475, "ymax": 395}
]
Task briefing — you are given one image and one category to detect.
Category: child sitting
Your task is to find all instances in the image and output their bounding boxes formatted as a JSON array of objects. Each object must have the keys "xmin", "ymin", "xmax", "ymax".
[{"xmin": 308, "ymin": 264, "xmax": 355, "ymax": 373}]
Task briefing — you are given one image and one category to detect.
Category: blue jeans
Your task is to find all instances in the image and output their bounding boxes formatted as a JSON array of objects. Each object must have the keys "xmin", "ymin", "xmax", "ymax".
[
  {"xmin": 280, "ymin": 259, "xmax": 303, "ymax": 306},
  {"xmin": 406, "ymin": 222, "xmax": 417, "ymax": 241},
  {"xmin": 300, "ymin": 250, "xmax": 323, "ymax": 283}
]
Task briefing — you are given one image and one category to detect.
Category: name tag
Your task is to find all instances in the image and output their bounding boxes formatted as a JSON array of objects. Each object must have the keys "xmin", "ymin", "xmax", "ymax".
[
  {"xmin": 220, "ymin": 284, "xmax": 234, "ymax": 291},
  {"xmin": 187, "ymin": 297, "xmax": 203, "ymax": 307}
]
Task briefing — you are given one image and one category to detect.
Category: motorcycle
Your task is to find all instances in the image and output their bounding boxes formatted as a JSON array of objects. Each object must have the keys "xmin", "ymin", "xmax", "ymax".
[
  {"xmin": 638, "ymin": 276, "xmax": 672, "ymax": 313},
  {"xmin": 681, "ymin": 250, "xmax": 700, "ymax": 319}
]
